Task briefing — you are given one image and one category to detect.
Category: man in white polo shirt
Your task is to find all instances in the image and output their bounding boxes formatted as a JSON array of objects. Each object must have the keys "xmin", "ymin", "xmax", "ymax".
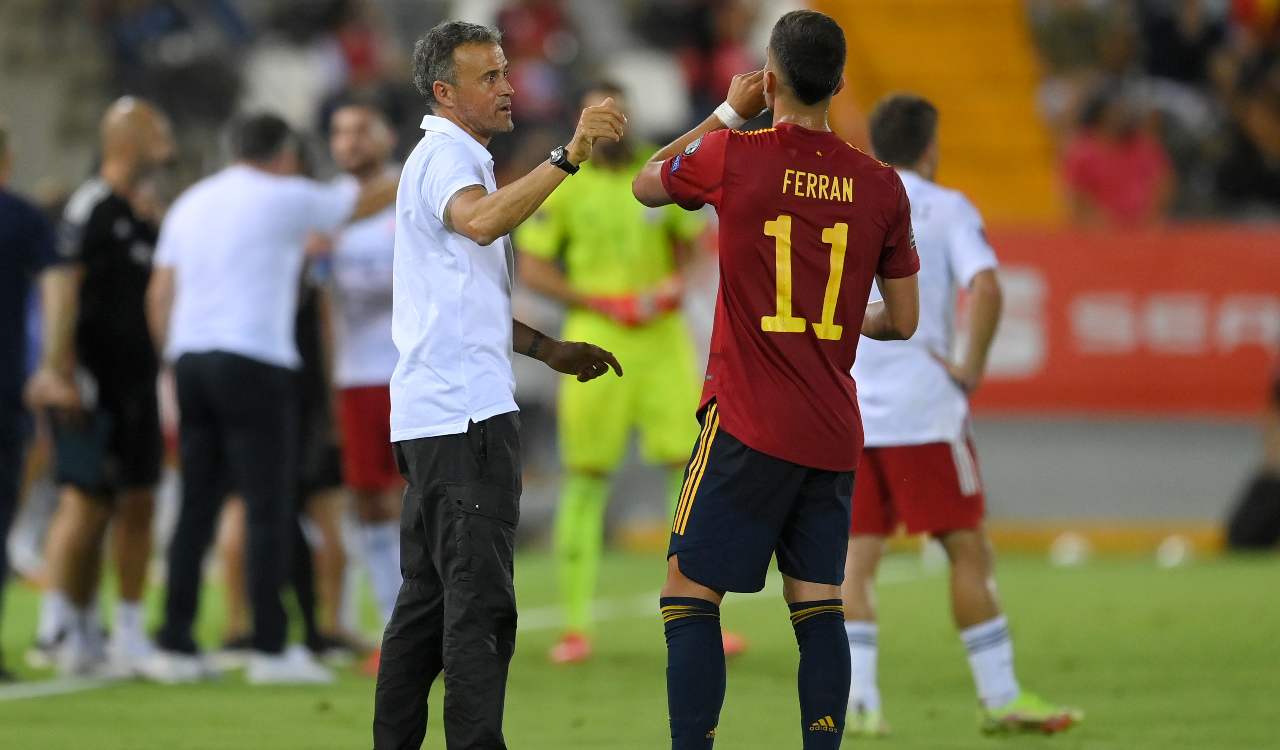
[
  {"xmin": 144, "ymin": 114, "xmax": 393, "ymax": 685},
  {"xmin": 373, "ymin": 21, "xmax": 626, "ymax": 750}
]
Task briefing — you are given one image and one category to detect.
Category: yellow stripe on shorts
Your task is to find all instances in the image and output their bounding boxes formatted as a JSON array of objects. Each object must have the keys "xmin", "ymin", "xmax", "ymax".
[
  {"xmin": 672, "ymin": 405, "xmax": 717, "ymax": 535},
  {"xmin": 674, "ymin": 406, "xmax": 719, "ymax": 536}
]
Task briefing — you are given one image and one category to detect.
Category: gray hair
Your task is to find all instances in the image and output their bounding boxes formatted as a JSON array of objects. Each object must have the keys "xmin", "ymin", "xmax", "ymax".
[{"xmin": 412, "ymin": 21, "xmax": 503, "ymax": 109}]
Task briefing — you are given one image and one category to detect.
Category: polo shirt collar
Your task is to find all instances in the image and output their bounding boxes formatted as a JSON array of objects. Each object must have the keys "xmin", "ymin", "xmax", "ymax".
[{"xmin": 420, "ymin": 115, "xmax": 493, "ymax": 165}]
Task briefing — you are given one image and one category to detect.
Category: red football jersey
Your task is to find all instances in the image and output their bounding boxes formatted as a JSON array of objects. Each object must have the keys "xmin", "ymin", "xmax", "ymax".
[{"xmin": 661, "ymin": 124, "xmax": 919, "ymax": 471}]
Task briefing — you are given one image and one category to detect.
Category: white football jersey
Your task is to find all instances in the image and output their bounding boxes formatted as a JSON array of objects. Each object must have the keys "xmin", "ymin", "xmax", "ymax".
[
  {"xmin": 853, "ymin": 169, "xmax": 998, "ymax": 447},
  {"xmin": 331, "ymin": 204, "xmax": 398, "ymax": 388}
]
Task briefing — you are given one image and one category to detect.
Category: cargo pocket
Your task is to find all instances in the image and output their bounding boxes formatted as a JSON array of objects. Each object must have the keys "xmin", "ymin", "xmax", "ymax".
[{"xmin": 445, "ymin": 482, "xmax": 519, "ymax": 583}]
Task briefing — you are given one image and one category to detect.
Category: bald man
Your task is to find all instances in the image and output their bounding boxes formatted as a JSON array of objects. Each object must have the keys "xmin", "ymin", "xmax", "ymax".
[{"xmin": 26, "ymin": 97, "xmax": 176, "ymax": 676}]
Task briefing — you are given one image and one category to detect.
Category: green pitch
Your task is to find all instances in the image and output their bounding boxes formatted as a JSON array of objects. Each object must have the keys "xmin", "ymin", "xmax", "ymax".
[{"xmin": 1, "ymin": 552, "xmax": 1276, "ymax": 749}]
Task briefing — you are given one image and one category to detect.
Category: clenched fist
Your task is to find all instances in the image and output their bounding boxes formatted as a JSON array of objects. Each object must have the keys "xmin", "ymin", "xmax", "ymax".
[
  {"xmin": 726, "ymin": 69, "xmax": 767, "ymax": 123},
  {"xmin": 567, "ymin": 97, "xmax": 628, "ymax": 165}
]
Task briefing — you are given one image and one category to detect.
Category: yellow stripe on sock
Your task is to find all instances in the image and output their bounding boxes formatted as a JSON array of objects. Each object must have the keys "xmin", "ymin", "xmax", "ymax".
[
  {"xmin": 672, "ymin": 405, "xmax": 717, "ymax": 535},
  {"xmin": 790, "ymin": 606, "xmax": 844, "ymax": 625},
  {"xmin": 788, "ymin": 604, "xmax": 837, "ymax": 620},
  {"xmin": 661, "ymin": 612, "xmax": 719, "ymax": 623}
]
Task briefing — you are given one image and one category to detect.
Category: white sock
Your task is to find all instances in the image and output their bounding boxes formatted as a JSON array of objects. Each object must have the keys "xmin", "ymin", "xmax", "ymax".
[
  {"xmin": 361, "ymin": 521, "xmax": 402, "ymax": 625},
  {"xmin": 845, "ymin": 620, "xmax": 881, "ymax": 712},
  {"xmin": 115, "ymin": 600, "xmax": 144, "ymax": 637},
  {"xmin": 37, "ymin": 590, "xmax": 71, "ymax": 642},
  {"xmin": 961, "ymin": 615, "xmax": 1021, "ymax": 709}
]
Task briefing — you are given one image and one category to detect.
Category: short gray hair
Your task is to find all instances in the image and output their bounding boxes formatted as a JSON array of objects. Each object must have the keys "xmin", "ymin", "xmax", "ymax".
[{"xmin": 412, "ymin": 21, "xmax": 503, "ymax": 109}]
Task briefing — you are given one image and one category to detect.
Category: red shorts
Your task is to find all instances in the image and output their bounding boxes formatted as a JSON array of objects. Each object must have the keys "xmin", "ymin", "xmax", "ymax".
[
  {"xmin": 850, "ymin": 439, "xmax": 985, "ymax": 536},
  {"xmin": 337, "ymin": 385, "xmax": 401, "ymax": 493}
]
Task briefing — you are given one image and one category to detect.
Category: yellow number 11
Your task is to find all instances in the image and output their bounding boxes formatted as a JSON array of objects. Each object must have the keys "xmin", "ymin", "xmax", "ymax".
[{"xmin": 760, "ymin": 214, "xmax": 848, "ymax": 341}]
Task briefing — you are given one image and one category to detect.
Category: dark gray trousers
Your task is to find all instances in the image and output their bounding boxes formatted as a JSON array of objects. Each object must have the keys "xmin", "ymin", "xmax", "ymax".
[{"xmin": 373, "ymin": 413, "xmax": 521, "ymax": 750}]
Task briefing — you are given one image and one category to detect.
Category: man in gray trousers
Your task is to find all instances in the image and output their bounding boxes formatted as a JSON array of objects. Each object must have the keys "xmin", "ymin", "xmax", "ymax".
[{"xmin": 373, "ymin": 20, "xmax": 627, "ymax": 750}]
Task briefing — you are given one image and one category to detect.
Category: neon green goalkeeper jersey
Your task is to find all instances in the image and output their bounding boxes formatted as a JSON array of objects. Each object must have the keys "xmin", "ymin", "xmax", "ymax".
[{"xmin": 515, "ymin": 152, "xmax": 705, "ymax": 296}]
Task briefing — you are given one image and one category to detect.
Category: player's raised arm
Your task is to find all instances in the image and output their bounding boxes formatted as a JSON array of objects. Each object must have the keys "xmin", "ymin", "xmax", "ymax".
[
  {"xmin": 447, "ymin": 98, "xmax": 626, "ymax": 245},
  {"xmin": 632, "ymin": 70, "xmax": 766, "ymax": 207}
]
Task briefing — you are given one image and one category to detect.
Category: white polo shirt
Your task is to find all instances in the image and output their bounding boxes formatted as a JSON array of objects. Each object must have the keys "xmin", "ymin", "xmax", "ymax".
[
  {"xmin": 389, "ymin": 115, "xmax": 517, "ymax": 442},
  {"xmin": 155, "ymin": 164, "xmax": 358, "ymax": 369},
  {"xmin": 853, "ymin": 170, "xmax": 999, "ymax": 447}
]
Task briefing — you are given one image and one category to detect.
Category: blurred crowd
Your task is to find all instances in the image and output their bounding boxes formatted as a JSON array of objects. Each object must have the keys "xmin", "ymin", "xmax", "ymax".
[
  {"xmin": 33, "ymin": 0, "xmax": 777, "ymax": 187},
  {"xmin": 1030, "ymin": 0, "xmax": 1280, "ymax": 223},
  {"xmin": 5, "ymin": 1, "xmax": 1276, "ymax": 227}
]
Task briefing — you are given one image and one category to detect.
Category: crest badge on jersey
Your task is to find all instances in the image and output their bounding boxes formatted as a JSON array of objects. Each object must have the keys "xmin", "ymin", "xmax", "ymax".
[{"xmin": 684, "ymin": 137, "xmax": 703, "ymax": 155}]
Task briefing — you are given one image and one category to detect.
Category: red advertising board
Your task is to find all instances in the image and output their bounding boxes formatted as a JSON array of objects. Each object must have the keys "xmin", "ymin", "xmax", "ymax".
[{"xmin": 970, "ymin": 227, "xmax": 1279, "ymax": 417}]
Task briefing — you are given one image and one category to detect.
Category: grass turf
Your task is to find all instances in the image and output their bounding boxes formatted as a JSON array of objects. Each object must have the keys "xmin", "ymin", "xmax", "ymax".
[{"xmin": 1, "ymin": 551, "xmax": 1276, "ymax": 749}]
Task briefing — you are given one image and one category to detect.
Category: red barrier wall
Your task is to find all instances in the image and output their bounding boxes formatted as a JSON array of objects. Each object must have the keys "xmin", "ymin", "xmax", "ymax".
[{"xmin": 970, "ymin": 226, "xmax": 1279, "ymax": 417}]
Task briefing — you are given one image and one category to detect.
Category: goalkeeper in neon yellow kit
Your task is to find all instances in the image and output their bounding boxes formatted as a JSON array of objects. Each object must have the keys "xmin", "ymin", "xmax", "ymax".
[{"xmin": 516, "ymin": 82, "xmax": 745, "ymax": 663}]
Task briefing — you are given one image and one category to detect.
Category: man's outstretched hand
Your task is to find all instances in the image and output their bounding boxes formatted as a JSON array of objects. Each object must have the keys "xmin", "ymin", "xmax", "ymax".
[{"xmin": 544, "ymin": 340, "xmax": 623, "ymax": 382}]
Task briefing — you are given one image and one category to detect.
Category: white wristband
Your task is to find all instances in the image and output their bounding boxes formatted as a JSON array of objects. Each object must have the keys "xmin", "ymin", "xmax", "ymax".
[{"xmin": 714, "ymin": 101, "xmax": 747, "ymax": 130}]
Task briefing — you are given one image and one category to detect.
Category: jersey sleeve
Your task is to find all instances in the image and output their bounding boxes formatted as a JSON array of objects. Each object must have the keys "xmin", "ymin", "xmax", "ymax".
[
  {"xmin": 877, "ymin": 174, "xmax": 920, "ymax": 279},
  {"xmin": 660, "ymin": 129, "xmax": 730, "ymax": 211},
  {"xmin": 946, "ymin": 195, "xmax": 998, "ymax": 286},
  {"xmin": 303, "ymin": 176, "xmax": 360, "ymax": 233},
  {"xmin": 513, "ymin": 188, "xmax": 565, "ymax": 261},
  {"xmin": 420, "ymin": 140, "xmax": 488, "ymax": 226},
  {"xmin": 57, "ymin": 200, "xmax": 93, "ymax": 263}
]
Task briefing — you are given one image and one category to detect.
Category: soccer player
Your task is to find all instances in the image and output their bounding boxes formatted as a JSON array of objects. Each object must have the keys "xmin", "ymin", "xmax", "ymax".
[
  {"xmin": 514, "ymin": 81, "xmax": 718, "ymax": 664},
  {"xmin": 26, "ymin": 97, "xmax": 175, "ymax": 676},
  {"xmin": 633, "ymin": 11, "xmax": 920, "ymax": 749},
  {"xmin": 841, "ymin": 94, "xmax": 1082, "ymax": 736},
  {"xmin": 323, "ymin": 97, "xmax": 404, "ymax": 667}
]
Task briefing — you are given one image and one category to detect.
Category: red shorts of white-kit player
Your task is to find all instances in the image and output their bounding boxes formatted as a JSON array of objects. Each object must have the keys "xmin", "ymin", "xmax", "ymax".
[
  {"xmin": 849, "ymin": 439, "xmax": 985, "ymax": 536},
  {"xmin": 337, "ymin": 385, "xmax": 400, "ymax": 493}
]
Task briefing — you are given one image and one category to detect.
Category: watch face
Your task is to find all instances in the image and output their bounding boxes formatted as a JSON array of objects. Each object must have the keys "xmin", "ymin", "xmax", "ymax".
[{"xmin": 551, "ymin": 146, "xmax": 565, "ymax": 161}]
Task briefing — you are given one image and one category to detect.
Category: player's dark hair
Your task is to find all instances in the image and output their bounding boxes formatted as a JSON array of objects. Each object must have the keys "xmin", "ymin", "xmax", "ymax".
[
  {"xmin": 412, "ymin": 21, "xmax": 503, "ymax": 109},
  {"xmin": 231, "ymin": 113, "xmax": 296, "ymax": 163},
  {"xmin": 768, "ymin": 10, "xmax": 846, "ymax": 106},
  {"xmin": 868, "ymin": 94, "xmax": 939, "ymax": 168},
  {"xmin": 330, "ymin": 90, "xmax": 394, "ymax": 125}
]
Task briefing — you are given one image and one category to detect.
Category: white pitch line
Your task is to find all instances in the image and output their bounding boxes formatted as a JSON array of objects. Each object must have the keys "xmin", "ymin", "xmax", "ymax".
[
  {"xmin": 0, "ymin": 564, "xmax": 930, "ymax": 703},
  {"xmin": 0, "ymin": 675, "xmax": 121, "ymax": 704}
]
